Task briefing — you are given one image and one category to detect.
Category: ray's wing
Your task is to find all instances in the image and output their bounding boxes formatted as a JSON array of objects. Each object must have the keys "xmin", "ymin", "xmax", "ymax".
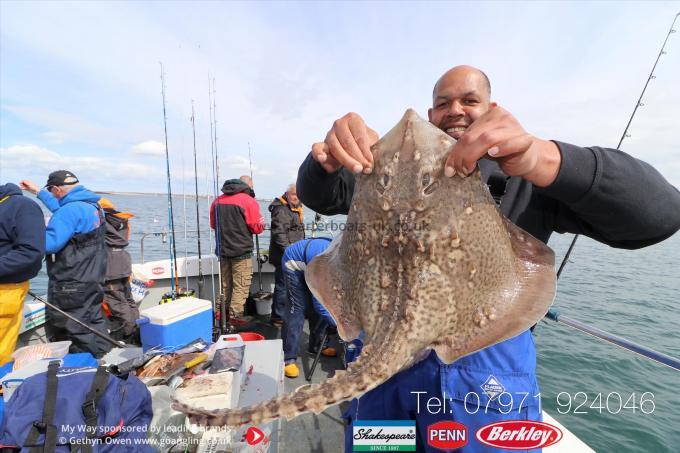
[
  {"xmin": 434, "ymin": 218, "xmax": 555, "ymax": 363},
  {"xmin": 306, "ymin": 233, "xmax": 363, "ymax": 341}
]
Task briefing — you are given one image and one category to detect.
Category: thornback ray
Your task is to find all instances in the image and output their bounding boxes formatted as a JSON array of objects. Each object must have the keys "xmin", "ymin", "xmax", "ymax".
[{"xmin": 172, "ymin": 108, "xmax": 556, "ymax": 427}]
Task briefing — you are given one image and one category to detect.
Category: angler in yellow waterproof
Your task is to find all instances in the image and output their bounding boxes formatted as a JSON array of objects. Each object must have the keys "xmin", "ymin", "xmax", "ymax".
[{"xmin": 0, "ymin": 183, "xmax": 45, "ymax": 365}]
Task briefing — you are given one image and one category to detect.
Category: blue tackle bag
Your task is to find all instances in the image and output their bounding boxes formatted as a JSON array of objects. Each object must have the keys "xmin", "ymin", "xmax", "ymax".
[{"xmin": 0, "ymin": 362, "xmax": 154, "ymax": 452}]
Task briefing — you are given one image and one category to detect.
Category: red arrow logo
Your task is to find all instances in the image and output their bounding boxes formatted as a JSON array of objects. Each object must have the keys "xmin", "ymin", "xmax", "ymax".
[{"xmin": 246, "ymin": 426, "xmax": 265, "ymax": 445}]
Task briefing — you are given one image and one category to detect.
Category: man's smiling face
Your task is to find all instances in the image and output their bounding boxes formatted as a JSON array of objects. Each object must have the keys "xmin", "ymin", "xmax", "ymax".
[{"xmin": 428, "ymin": 65, "xmax": 492, "ymax": 140}]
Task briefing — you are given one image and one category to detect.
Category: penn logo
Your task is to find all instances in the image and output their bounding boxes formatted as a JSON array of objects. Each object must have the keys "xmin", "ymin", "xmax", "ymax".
[
  {"xmin": 152, "ymin": 266, "xmax": 165, "ymax": 275},
  {"xmin": 427, "ymin": 421, "xmax": 468, "ymax": 450},
  {"xmin": 475, "ymin": 420, "xmax": 562, "ymax": 450}
]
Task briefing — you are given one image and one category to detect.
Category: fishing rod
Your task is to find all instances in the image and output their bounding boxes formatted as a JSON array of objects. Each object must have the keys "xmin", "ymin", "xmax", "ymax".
[
  {"xmin": 248, "ymin": 142, "xmax": 264, "ymax": 294},
  {"xmin": 181, "ymin": 128, "xmax": 189, "ymax": 292},
  {"xmin": 191, "ymin": 100, "xmax": 205, "ymax": 299},
  {"xmin": 556, "ymin": 12, "xmax": 679, "ymax": 278},
  {"xmin": 208, "ymin": 76, "xmax": 227, "ymax": 334},
  {"xmin": 28, "ymin": 291, "xmax": 130, "ymax": 349},
  {"xmin": 545, "ymin": 310, "xmax": 680, "ymax": 371},
  {"xmin": 159, "ymin": 63, "xmax": 180, "ymax": 299},
  {"xmin": 212, "ymin": 78, "xmax": 229, "ymax": 334},
  {"xmin": 545, "ymin": 13, "xmax": 680, "ymax": 370},
  {"xmin": 207, "ymin": 76, "xmax": 219, "ymax": 333},
  {"xmin": 204, "ymin": 151, "xmax": 217, "ymax": 313}
]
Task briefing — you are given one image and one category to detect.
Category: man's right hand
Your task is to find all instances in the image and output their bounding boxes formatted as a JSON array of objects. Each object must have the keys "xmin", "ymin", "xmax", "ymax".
[{"xmin": 311, "ymin": 112, "xmax": 379, "ymax": 174}]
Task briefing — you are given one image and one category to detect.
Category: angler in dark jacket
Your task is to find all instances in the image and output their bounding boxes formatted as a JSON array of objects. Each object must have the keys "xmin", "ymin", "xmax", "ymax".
[
  {"xmin": 210, "ymin": 179, "xmax": 265, "ymax": 324},
  {"xmin": 20, "ymin": 171, "xmax": 112, "ymax": 358},
  {"xmin": 99, "ymin": 197, "xmax": 139, "ymax": 345},
  {"xmin": 0, "ymin": 183, "xmax": 45, "ymax": 365},
  {"xmin": 268, "ymin": 184, "xmax": 305, "ymax": 326},
  {"xmin": 297, "ymin": 65, "xmax": 680, "ymax": 452}
]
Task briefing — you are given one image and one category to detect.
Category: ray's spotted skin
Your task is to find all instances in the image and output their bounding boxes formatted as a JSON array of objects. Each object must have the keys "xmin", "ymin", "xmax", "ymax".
[{"xmin": 171, "ymin": 109, "xmax": 556, "ymax": 427}]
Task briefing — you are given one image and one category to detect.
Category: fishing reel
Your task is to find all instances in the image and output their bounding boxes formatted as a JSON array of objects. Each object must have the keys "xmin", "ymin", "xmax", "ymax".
[
  {"xmin": 257, "ymin": 254, "xmax": 268, "ymax": 265},
  {"xmin": 159, "ymin": 288, "xmax": 196, "ymax": 304}
]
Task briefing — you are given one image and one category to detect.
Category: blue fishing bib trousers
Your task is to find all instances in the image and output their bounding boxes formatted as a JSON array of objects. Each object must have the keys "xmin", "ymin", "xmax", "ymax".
[{"xmin": 343, "ymin": 330, "xmax": 542, "ymax": 452}]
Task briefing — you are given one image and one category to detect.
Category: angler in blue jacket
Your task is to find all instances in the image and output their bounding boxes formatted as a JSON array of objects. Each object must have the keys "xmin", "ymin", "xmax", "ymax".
[
  {"xmin": 0, "ymin": 183, "xmax": 45, "ymax": 365},
  {"xmin": 280, "ymin": 237, "xmax": 338, "ymax": 378},
  {"xmin": 20, "ymin": 171, "xmax": 112, "ymax": 357}
]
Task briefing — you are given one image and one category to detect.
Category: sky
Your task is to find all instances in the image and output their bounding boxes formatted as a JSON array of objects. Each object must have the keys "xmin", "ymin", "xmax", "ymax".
[{"xmin": 1, "ymin": 1, "xmax": 679, "ymax": 199}]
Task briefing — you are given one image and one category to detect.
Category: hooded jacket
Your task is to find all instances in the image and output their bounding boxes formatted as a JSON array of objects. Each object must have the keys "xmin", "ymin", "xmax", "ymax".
[
  {"xmin": 0, "ymin": 183, "xmax": 46, "ymax": 283},
  {"xmin": 209, "ymin": 179, "xmax": 265, "ymax": 259},
  {"xmin": 37, "ymin": 185, "xmax": 103, "ymax": 254},
  {"xmin": 268, "ymin": 195, "xmax": 305, "ymax": 266}
]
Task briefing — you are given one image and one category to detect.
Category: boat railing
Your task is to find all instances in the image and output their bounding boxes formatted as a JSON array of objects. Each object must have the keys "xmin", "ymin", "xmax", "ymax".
[
  {"xmin": 139, "ymin": 228, "xmax": 271, "ymax": 263},
  {"xmin": 138, "ymin": 216, "xmax": 330, "ymax": 263}
]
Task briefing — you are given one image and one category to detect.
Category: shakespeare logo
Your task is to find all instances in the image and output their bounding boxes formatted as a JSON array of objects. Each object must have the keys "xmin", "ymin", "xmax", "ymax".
[{"xmin": 353, "ymin": 420, "xmax": 416, "ymax": 451}]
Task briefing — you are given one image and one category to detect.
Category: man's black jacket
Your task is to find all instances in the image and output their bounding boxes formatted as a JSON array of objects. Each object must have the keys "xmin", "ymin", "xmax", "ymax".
[{"xmin": 297, "ymin": 141, "xmax": 680, "ymax": 250}]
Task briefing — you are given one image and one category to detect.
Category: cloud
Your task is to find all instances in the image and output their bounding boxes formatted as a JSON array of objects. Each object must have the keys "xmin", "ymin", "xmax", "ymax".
[
  {"xmin": 41, "ymin": 131, "xmax": 68, "ymax": 145},
  {"xmin": 131, "ymin": 140, "xmax": 165, "ymax": 156},
  {"xmin": 0, "ymin": 144, "xmax": 62, "ymax": 165},
  {"xmin": 220, "ymin": 155, "xmax": 251, "ymax": 171},
  {"xmin": 218, "ymin": 155, "xmax": 261, "ymax": 173},
  {"xmin": 2, "ymin": 104, "xmax": 122, "ymax": 148},
  {"xmin": 1, "ymin": 2, "xmax": 678, "ymax": 197},
  {"xmin": 0, "ymin": 143, "xmax": 161, "ymax": 189}
]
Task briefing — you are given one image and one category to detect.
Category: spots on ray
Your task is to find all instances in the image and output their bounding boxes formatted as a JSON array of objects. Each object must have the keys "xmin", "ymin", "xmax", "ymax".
[{"xmin": 173, "ymin": 108, "xmax": 556, "ymax": 431}]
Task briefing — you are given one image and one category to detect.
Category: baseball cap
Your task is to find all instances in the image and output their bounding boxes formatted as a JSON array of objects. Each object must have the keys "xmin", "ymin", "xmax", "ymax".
[{"xmin": 45, "ymin": 170, "xmax": 79, "ymax": 188}]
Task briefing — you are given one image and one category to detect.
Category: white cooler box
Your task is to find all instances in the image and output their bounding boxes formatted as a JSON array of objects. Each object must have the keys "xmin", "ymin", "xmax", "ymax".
[{"xmin": 136, "ymin": 297, "xmax": 213, "ymax": 351}]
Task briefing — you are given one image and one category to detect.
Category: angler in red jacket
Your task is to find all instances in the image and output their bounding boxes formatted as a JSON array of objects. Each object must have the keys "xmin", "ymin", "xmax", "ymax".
[{"xmin": 209, "ymin": 178, "xmax": 265, "ymax": 326}]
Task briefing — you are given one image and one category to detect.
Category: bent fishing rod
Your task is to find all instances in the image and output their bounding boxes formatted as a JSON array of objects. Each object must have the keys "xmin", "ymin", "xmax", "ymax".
[
  {"xmin": 160, "ymin": 63, "xmax": 180, "ymax": 298},
  {"xmin": 191, "ymin": 100, "xmax": 205, "ymax": 299},
  {"xmin": 28, "ymin": 291, "xmax": 130, "ymax": 349},
  {"xmin": 546, "ymin": 13, "xmax": 680, "ymax": 371},
  {"xmin": 556, "ymin": 11, "xmax": 679, "ymax": 278}
]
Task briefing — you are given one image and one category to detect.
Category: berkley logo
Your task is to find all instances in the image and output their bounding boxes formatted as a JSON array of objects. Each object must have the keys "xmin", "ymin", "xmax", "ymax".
[
  {"xmin": 427, "ymin": 421, "xmax": 468, "ymax": 450},
  {"xmin": 152, "ymin": 266, "xmax": 165, "ymax": 275},
  {"xmin": 475, "ymin": 420, "xmax": 562, "ymax": 450}
]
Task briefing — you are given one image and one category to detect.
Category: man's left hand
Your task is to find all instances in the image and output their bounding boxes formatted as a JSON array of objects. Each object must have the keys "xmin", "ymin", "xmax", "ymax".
[
  {"xmin": 444, "ymin": 105, "xmax": 561, "ymax": 188},
  {"xmin": 19, "ymin": 180, "xmax": 40, "ymax": 195}
]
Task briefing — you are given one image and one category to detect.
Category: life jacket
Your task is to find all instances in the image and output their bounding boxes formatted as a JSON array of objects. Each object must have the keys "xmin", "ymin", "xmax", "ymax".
[
  {"xmin": 0, "ymin": 363, "xmax": 153, "ymax": 452},
  {"xmin": 98, "ymin": 198, "xmax": 133, "ymax": 246},
  {"xmin": 46, "ymin": 204, "xmax": 106, "ymax": 285},
  {"xmin": 98, "ymin": 198, "xmax": 134, "ymax": 280}
]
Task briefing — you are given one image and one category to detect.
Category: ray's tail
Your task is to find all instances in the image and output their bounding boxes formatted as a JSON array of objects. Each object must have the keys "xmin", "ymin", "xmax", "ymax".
[{"xmin": 171, "ymin": 337, "xmax": 412, "ymax": 427}]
